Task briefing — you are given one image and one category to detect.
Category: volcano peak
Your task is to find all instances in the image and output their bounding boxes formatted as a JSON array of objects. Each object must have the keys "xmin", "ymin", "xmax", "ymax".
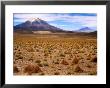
[
  {"xmin": 14, "ymin": 18, "xmax": 64, "ymax": 33},
  {"xmin": 28, "ymin": 18, "xmax": 42, "ymax": 22}
]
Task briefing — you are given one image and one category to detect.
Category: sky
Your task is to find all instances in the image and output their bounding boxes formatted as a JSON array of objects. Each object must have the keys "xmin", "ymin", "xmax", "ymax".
[{"xmin": 13, "ymin": 13, "xmax": 97, "ymax": 31}]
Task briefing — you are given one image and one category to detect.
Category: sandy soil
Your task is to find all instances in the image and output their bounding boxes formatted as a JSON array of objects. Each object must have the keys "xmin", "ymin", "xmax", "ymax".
[{"xmin": 13, "ymin": 34, "xmax": 97, "ymax": 75}]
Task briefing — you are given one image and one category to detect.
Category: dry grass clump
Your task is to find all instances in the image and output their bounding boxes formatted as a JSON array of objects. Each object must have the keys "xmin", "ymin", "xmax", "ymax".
[
  {"xmin": 27, "ymin": 47, "xmax": 35, "ymax": 52},
  {"xmin": 13, "ymin": 65, "xmax": 19, "ymax": 73},
  {"xmin": 71, "ymin": 57, "xmax": 79, "ymax": 65},
  {"xmin": 61, "ymin": 60, "xmax": 69, "ymax": 65},
  {"xmin": 74, "ymin": 65, "xmax": 83, "ymax": 73},
  {"xmin": 17, "ymin": 55, "xmax": 23, "ymax": 60},
  {"xmin": 35, "ymin": 60, "xmax": 41, "ymax": 63},
  {"xmin": 53, "ymin": 60, "xmax": 59, "ymax": 64},
  {"xmin": 42, "ymin": 62, "xmax": 49, "ymax": 66},
  {"xmin": 59, "ymin": 53, "xmax": 65, "ymax": 57},
  {"xmin": 24, "ymin": 64, "xmax": 42, "ymax": 75},
  {"xmin": 54, "ymin": 72, "xmax": 60, "ymax": 75},
  {"xmin": 88, "ymin": 71, "xmax": 97, "ymax": 75},
  {"xmin": 39, "ymin": 72, "xmax": 45, "ymax": 75},
  {"xmin": 37, "ymin": 63, "xmax": 43, "ymax": 67},
  {"xmin": 67, "ymin": 72, "xmax": 72, "ymax": 75},
  {"xmin": 54, "ymin": 61, "xmax": 59, "ymax": 64},
  {"xmin": 90, "ymin": 56, "xmax": 97, "ymax": 62}
]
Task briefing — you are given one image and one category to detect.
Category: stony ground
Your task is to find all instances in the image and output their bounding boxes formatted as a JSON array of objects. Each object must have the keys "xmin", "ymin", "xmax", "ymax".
[{"xmin": 13, "ymin": 34, "xmax": 97, "ymax": 75}]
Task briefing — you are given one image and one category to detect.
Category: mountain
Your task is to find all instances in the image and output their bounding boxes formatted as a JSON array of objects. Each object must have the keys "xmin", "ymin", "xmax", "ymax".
[
  {"xmin": 14, "ymin": 18, "xmax": 65, "ymax": 33},
  {"xmin": 77, "ymin": 27, "xmax": 95, "ymax": 33}
]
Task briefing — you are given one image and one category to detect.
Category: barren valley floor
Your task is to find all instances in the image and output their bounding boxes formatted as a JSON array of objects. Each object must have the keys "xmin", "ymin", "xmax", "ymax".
[{"xmin": 13, "ymin": 34, "xmax": 97, "ymax": 75}]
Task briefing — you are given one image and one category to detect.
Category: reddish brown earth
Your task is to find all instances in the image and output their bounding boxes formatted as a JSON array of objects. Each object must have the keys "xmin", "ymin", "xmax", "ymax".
[{"xmin": 13, "ymin": 34, "xmax": 97, "ymax": 75}]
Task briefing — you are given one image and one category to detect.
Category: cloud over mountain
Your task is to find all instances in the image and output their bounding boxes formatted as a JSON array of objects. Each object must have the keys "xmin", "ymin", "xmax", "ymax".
[
  {"xmin": 14, "ymin": 18, "xmax": 65, "ymax": 33},
  {"xmin": 14, "ymin": 13, "xmax": 97, "ymax": 31}
]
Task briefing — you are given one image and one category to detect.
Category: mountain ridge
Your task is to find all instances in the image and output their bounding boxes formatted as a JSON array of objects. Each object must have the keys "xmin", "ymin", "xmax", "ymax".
[
  {"xmin": 14, "ymin": 18, "xmax": 65, "ymax": 33},
  {"xmin": 76, "ymin": 27, "xmax": 94, "ymax": 33},
  {"xmin": 14, "ymin": 18, "xmax": 96, "ymax": 35}
]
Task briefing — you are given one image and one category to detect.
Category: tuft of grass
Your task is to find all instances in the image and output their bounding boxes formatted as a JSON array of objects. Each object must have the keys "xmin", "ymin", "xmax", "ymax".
[
  {"xmin": 71, "ymin": 58, "xmax": 79, "ymax": 65},
  {"xmin": 43, "ymin": 62, "xmax": 49, "ymax": 66},
  {"xmin": 27, "ymin": 47, "xmax": 35, "ymax": 52},
  {"xmin": 59, "ymin": 53, "xmax": 65, "ymax": 57},
  {"xmin": 44, "ymin": 53, "xmax": 48, "ymax": 57},
  {"xmin": 67, "ymin": 72, "xmax": 72, "ymax": 75},
  {"xmin": 13, "ymin": 65, "xmax": 19, "ymax": 73},
  {"xmin": 90, "ymin": 56, "xmax": 97, "ymax": 62},
  {"xmin": 44, "ymin": 59, "xmax": 47, "ymax": 61},
  {"xmin": 18, "ymin": 55, "xmax": 23, "ymax": 59},
  {"xmin": 39, "ymin": 72, "xmax": 45, "ymax": 75},
  {"xmin": 89, "ymin": 71, "xmax": 97, "ymax": 75},
  {"xmin": 53, "ymin": 60, "xmax": 59, "ymax": 64},
  {"xmin": 74, "ymin": 65, "xmax": 83, "ymax": 73},
  {"xmin": 37, "ymin": 63, "xmax": 43, "ymax": 67},
  {"xmin": 28, "ymin": 59, "xmax": 33, "ymax": 62},
  {"xmin": 35, "ymin": 60, "xmax": 41, "ymax": 63},
  {"xmin": 54, "ymin": 72, "xmax": 60, "ymax": 75},
  {"xmin": 61, "ymin": 60, "xmax": 69, "ymax": 65},
  {"xmin": 24, "ymin": 64, "xmax": 42, "ymax": 75}
]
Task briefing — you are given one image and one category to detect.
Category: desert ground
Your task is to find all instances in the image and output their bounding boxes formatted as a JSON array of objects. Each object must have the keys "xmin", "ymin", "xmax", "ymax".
[{"xmin": 13, "ymin": 33, "xmax": 97, "ymax": 75}]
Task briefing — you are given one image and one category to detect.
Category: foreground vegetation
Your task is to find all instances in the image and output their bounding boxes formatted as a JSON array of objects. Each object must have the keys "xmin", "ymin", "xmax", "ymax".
[{"xmin": 13, "ymin": 34, "xmax": 97, "ymax": 75}]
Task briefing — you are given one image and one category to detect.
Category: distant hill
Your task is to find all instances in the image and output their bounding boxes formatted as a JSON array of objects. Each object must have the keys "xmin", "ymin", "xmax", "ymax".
[{"xmin": 77, "ymin": 27, "xmax": 95, "ymax": 33}]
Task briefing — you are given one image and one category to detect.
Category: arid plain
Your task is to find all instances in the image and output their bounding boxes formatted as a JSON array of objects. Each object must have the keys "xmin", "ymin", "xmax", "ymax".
[{"xmin": 13, "ymin": 33, "xmax": 97, "ymax": 75}]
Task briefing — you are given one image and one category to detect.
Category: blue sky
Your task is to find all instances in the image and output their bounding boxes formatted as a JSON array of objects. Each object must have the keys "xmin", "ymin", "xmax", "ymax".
[{"xmin": 13, "ymin": 13, "xmax": 97, "ymax": 31}]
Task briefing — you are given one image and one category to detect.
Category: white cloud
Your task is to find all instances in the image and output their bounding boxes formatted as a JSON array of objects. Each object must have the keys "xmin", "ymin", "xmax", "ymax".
[
  {"xmin": 58, "ymin": 15, "xmax": 97, "ymax": 27},
  {"xmin": 14, "ymin": 13, "xmax": 97, "ymax": 29},
  {"xmin": 14, "ymin": 14, "xmax": 58, "ymax": 21}
]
